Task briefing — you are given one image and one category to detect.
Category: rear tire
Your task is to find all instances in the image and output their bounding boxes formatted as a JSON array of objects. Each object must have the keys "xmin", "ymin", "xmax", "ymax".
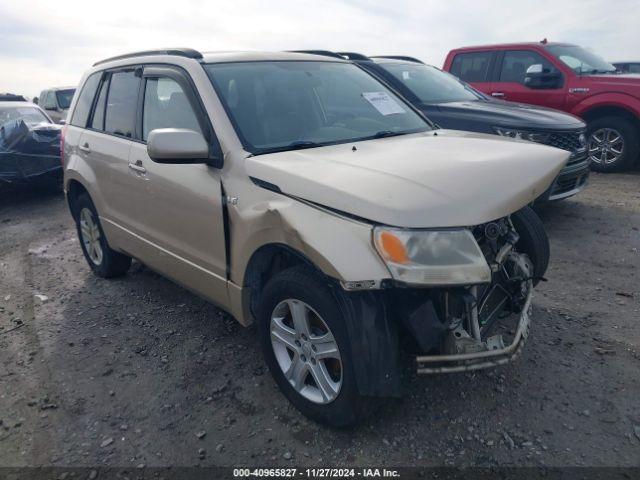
[
  {"xmin": 587, "ymin": 116, "xmax": 639, "ymax": 172},
  {"xmin": 257, "ymin": 265, "xmax": 371, "ymax": 427},
  {"xmin": 74, "ymin": 194, "xmax": 131, "ymax": 278},
  {"xmin": 510, "ymin": 206, "xmax": 550, "ymax": 284}
]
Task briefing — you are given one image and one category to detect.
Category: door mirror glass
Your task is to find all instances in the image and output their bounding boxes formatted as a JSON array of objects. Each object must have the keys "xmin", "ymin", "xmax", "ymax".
[
  {"xmin": 524, "ymin": 64, "xmax": 562, "ymax": 89},
  {"xmin": 147, "ymin": 128, "xmax": 210, "ymax": 164}
]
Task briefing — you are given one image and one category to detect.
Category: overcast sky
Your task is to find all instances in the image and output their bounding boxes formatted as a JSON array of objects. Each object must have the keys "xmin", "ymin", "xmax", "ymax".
[{"xmin": 1, "ymin": 0, "xmax": 639, "ymax": 98}]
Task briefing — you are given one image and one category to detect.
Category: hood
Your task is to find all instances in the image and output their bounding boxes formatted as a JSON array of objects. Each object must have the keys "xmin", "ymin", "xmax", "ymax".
[
  {"xmin": 245, "ymin": 130, "xmax": 569, "ymax": 228},
  {"xmin": 581, "ymin": 73, "xmax": 640, "ymax": 97},
  {"xmin": 421, "ymin": 99, "xmax": 585, "ymax": 131}
]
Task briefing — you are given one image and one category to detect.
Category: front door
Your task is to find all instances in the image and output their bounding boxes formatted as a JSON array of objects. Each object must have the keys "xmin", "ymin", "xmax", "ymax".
[
  {"xmin": 491, "ymin": 50, "xmax": 566, "ymax": 110},
  {"xmin": 126, "ymin": 69, "xmax": 228, "ymax": 305}
]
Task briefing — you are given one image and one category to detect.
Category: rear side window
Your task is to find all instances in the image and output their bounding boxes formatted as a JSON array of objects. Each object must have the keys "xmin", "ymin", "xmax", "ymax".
[
  {"xmin": 450, "ymin": 52, "xmax": 492, "ymax": 82},
  {"xmin": 499, "ymin": 50, "xmax": 555, "ymax": 84},
  {"xmin": 104, "ymin": 71, "xmax": 140, "ymax": 138},
  {"xmin": 90, "ymin": 77, "xmax": 109, "ymax": 131},
  {"xmin": 70, "ymin": 73, "xmax": 101, "ymax": 127},
  {"xmin": 142, "ymin": 77, "xmax": 202, "ymax": 141}
]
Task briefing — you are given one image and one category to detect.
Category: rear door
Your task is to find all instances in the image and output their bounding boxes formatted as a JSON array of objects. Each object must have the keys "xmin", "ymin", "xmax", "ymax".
[
  {"xmin": 491, "ymin": 49, "xmax": 566, "ymax": 109},
  {"xmin": 448, "ymin": 51, "xmax": 495, "ymax": 96},
  {"xmin": 126, "ymin": 65, "xmax": 228, "ymax": 305},
  {"xmin": 78, "ymin": 68, "xmax": 141, "ymax": 238}
]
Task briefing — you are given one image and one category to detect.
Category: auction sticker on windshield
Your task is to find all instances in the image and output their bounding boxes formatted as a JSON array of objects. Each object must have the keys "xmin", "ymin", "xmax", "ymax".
[{"xmin": 362, "ymin": 92, "xmax": 406, "ymax": 116}]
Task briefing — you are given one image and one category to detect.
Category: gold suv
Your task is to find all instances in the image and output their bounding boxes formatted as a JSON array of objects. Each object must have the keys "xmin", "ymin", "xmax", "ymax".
[{"xmin": 63, "ymin": 49, "xmax": 569, "ymax": 426}]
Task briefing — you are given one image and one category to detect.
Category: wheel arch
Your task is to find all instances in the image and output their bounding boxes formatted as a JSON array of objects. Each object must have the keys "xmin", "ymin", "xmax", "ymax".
[
  {"xmin": 241, "ymin": 243, "xmax": 329, "ymax": 321},
  {"xmin": 66, "ymin": 178, "xmax": 90, "ymax": 220}
]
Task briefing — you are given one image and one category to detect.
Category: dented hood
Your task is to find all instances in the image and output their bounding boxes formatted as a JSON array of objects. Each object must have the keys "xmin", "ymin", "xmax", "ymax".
[{"xmin": 245, "ymin": 130, "xmax": 569, "ymax": 228}]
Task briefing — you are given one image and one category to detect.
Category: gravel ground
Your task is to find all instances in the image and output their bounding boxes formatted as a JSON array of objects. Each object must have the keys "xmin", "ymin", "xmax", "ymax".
[{"xmin": 0, "ymin": 172, "xmax": 639, "ymax": 469}]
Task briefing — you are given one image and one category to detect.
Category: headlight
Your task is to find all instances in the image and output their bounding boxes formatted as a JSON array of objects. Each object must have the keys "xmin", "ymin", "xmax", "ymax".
[
  {"xmin": 373, "ymin": 227, "xmax": 491, "ymax": 286},
  {"xmin": 493, "ymin": 127, "xmax": 549, "ymax": 144}
]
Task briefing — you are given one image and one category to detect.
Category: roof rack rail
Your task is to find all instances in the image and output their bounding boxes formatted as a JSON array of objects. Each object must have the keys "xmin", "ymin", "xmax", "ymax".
[
  {"xmin": 336, "ymin": 52, "xmax": 371, "ymax": 61},
  {"xmin": 371, "ymin": 55, "xmax": 424, "ymax": 64},
  {"xmin": 93, "ymin": 48, "xmax": 203, "ymax": 66},
  {"xmin": 288, "ymin": 50, "xmax": 345, "ymax": 60}
]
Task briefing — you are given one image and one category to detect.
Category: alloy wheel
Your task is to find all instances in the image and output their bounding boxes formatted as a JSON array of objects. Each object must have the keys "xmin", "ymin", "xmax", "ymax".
[
  {"xmin": 588, "ymin": 128, "xmax": 625, "ymax": 165},
  {"xmin": 79, "ymin": 207, "xmax": 103, "ymax": 266},
  {"xmin": 270, "ymin": 299, "xmax": 342, "ymax": 404}
]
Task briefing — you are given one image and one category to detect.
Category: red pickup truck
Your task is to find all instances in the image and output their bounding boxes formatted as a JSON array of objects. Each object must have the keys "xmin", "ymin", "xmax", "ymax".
[{"xmin": 443, "ymin": 42, "xmax": 640, "ymax": 172}]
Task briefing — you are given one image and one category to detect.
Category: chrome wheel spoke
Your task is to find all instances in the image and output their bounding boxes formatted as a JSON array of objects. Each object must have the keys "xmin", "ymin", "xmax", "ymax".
[
  {"xmin": 285, "ymin": 355, "xmax": 309, "ymax": 390},
  {"xmin": 271, "ymin": 318, "xmax": 298, "ymax": 351},
  {"xmin": 311, "ymin": 333, "xmax": 340, "ymax": 360},
  {"xmin": 309, "ymin": 363, "xmax": 339, "ymax": 402},
  {"xmin": 287, "ymin": 300, "xmax": 311, "ymax": 337}
]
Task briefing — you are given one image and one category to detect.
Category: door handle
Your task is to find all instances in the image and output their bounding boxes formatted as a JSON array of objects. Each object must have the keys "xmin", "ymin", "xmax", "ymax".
[
  {"xmin": 128, "ymin": 161, "xmax": 147, "ymax": 174},
  {"xmin": 491, "ymin": 92, "xmax": 505, "ymax": 98},
  {"xmin": 79, "ymin": 143, "xmax": 91, "ymax": 153}
]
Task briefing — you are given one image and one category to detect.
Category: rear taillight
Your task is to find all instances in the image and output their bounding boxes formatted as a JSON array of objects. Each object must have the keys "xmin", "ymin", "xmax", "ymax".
[{"xmin": 60, "ymin": 124, "xmax": 67, "ymax": 166}]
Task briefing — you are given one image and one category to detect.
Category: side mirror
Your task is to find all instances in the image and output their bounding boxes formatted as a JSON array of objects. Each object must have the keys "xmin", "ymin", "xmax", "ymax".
[
  {"xmin": 147, "ymin": 128, "xmax": 211, "ymax": 164},
  {"xmin": 524, "ymin": 64, "xmax": 562, "ymax": 89}
]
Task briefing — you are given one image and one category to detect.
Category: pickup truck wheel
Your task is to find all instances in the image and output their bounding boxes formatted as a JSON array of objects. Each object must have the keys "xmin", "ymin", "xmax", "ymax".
[
  {"xmin": 257, "ymin": 266, "xmax": 369, "ymax": 427},
  {"xmin": 587, "ymin": 116, "xmax": 639, "ymax": 172},
  {"xmin": 510, "ymin": 206, "xmax": 549, "ymax": 285},
  {"xmin": 75, "ymin": 194, "xmax": 131, "ymax": 278}
]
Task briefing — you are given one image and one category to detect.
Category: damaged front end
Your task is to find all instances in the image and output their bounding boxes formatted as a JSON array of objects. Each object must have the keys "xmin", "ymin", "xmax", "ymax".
[{"xmin": 389, "ymin": 217, "xmax": 535, "ymax": 374}]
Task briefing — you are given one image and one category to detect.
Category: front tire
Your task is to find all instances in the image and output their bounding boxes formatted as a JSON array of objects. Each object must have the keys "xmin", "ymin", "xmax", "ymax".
[
  {"xmin": 587, "ymin": 116, "xmax": 639, "ymax": 172},
  {"xmin": 74, "ymin": 194, "xmax": 131, "ymax": 278},
  {"xmin": 257, "ymin": 266, "xmax": 369, "ymax": 427},
  {"xmin": 510, "ymin": 206, "xmax": 550, "ymax": 284}
]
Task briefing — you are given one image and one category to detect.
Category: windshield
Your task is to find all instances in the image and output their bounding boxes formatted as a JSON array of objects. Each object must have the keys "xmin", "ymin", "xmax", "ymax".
[
  {"xmin": 205, "ymin": 61, "xmax": 430, "ymax": 154},
  {"xmin": 0, "ymin": 106, "xmax": 49, "ymax": 125},
  {"xmin": 546, "ymin": 45, "xmax": 616, "ymax": 74},
  {"xmin": 378, "ymin": 62, "xmax": 481, "ymax": 103},
  {"xmin": 55, "ymin": 89, "xmax": 75, "ymax": 109}
]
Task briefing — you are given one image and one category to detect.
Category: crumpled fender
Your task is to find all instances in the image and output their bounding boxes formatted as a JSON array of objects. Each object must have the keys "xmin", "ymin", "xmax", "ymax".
[{"xmin": 229, "ymin": 188, "xmax": 391, "ymax": 288}]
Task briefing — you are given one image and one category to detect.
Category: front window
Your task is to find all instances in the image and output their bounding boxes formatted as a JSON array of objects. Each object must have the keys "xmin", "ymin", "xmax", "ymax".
[
  {"xmin": 204, "ymin": 61, "xmax": 429, "ymax": 154},
  {"xmin": 0, "ymin": 106, "xmax": 49, "ymax": 125},
  {"xmin": 55, "ymin": 89, "xmax": 75, "ymax": 109},
  {"xmin": 378, "ymin": 63, "xmax": 480, "ymax": 103},
  {"xmin": 546, "ymin": 45, "xmax": 616, "ymax": 74}
]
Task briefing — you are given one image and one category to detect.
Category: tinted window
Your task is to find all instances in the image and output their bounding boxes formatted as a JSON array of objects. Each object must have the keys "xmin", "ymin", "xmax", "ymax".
[
  {"xmin": 70, "ymin": 73, "xmax": 101, "ymax": 127},
  {"xmin": 499, "ymin": 50, "xmax": 555, "ymax": 84},
  {"xmin": 90, "ymin": 77, "xmax": 109, "ymax": 131},
  {"xmin": 55, "ymin": 89, "xmax": 75, "ymax": 109},
  {"xmin": 628, "ymin": 63, "xmax": 640, "ymax": 73},
  {"xmin": 104, "ymin": 71, "xmax": 140, "ymax": 138},
  {"xmin": 450, "ymin": 52, "xmax": 492, "ymax": 82},
  {"xmin": 43, "ymin": 91, "xmax": 57, "ymax": 109},
  {"xmin": 378, "ymin": 63, "xmax": 480, "ymax": 103},
  {"xmin": 205, "ymin": 61, "xmax": 429, "ymax": 154},
  {"xmin": 142, "ymin": 77, "xmax": 202, "ymax": 141}
]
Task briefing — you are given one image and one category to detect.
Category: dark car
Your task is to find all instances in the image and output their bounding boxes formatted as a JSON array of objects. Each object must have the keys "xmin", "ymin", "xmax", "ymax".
[
  {"xmin": 0, "ymin": 100, "xmax": 62, "ymax": 187},
  {"xmin": 612, "ymin": 62, "xmax": 640, "ymax": 74},
  {"xmin": 324, "ymin": 52, "xmax": 589, "ymax": 202}
]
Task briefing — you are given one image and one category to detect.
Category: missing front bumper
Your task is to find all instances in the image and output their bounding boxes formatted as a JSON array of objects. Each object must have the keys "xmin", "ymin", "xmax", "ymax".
[{"xmin": 415, "ymin": 291, "xmax": 532, "ymax": 374}]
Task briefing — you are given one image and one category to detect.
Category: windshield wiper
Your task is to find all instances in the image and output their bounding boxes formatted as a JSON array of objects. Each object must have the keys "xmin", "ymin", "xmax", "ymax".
[{"xmin": 370, "ymin": 130, "xmax": 406, "ymax": 139}]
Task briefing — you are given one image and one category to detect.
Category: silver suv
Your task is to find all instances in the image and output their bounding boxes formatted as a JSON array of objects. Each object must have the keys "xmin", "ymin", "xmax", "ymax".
[
  {"xmin": 63, "ymin": 48, "xmax": 568, "ymax": 426},
  {"xmin": 38, "ymin": 86, "xmax": 76, "ymax": 124}
]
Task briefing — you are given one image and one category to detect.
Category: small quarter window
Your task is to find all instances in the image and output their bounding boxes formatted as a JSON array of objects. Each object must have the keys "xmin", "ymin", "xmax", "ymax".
[{"xmin": 70, "ymin": 73, "xmax": 101, "ymax": 128}]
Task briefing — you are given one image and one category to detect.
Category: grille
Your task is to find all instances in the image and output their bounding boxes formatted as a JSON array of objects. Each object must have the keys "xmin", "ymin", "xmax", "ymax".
[{"xmin": 543, "ymin": 131, "xmax": 584, "ymax": 153}]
